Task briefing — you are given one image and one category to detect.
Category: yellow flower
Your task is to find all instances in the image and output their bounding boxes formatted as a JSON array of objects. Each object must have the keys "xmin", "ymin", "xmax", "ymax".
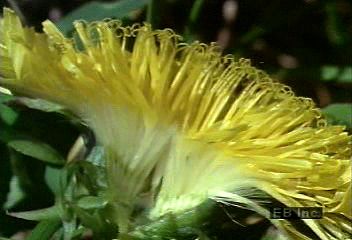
[{"xmin": 1, "ymin": 8, "xmax": 351, "ymax": 239}]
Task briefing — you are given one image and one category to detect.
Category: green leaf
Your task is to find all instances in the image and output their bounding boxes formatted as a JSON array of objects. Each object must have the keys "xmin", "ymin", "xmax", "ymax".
[
  {"xmin": 0, "ymin": 92, "xmax": 18, "ymax": 125},
  {"xmin": 78, "ymin": 161, "xmax": 108, "ymax": 191},
  {"xmin": 322, "ymin": 103, "xmax": 352, "ymax": 128},
  {"xmin": 57, "ymin": 0, "xmax": 149, "ymax": 35},
  {"xmin": 321, "ymin": 66, "xmax": 352, "ymax": 83},
  {"xmin": 14, "ymin": 97, "xmax": 65, "ymax": 113},
  {"xmin": 72, "ymin": 206, "xmax": 102, "ymax": 233},
  {"xmin": 8, "ymin": 97, "xmax": 81, "ymax": 124},
  {"xmin": 0, "ymin": 104, "xmax": 18, "ymax": 126},
  {"xmin": 3, "ymin": 176, "xmax": 25, "ymax": 210},
  {"xmin": 0, "ymin": 91, "xmax": 14, "ymax": 103},
  {"xmin": 77, "ymin": 195, "xmax": 108, "ymax": 210},
  {"xmin": 26, "ymin": 219, "xmax": 61, "ymax": 240},
  {"xmin": 70, "ymin": 226, "xmax": 87, "ymax": 239},
  {"xmin": 62, "ymin": 219, "xmax": 77, "ymax": 240},
  {"xmin": 86, "ymin": 146, "xmax": 105, "ymax": 167},
  {"xmin": 8, "ymin": 140, "xmax": 65, "ymax": 165},
  {"xmin": 8, "ymin": 205, "xmax": 60, "ymax": 221},
  {"xmin": 45, "ymin": 166, "xmax": 67, "ymax": 196}
]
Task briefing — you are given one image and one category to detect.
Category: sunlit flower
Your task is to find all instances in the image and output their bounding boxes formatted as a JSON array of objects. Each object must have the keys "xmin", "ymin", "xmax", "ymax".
[{"xmin": 0, "ymin": 8, "xmax": 351, "ymax": 239}]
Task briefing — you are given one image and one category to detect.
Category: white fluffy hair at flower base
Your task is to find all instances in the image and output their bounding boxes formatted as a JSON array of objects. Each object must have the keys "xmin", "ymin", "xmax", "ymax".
[{"xmin": 0, "ymin": 8, "xmax": 351, "ymax": 240}]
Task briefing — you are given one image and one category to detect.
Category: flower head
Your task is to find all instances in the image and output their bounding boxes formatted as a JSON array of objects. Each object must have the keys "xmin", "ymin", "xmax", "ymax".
[{"xmin": 1, "ymin": 8, "xmax": 351, "ymax": 239}]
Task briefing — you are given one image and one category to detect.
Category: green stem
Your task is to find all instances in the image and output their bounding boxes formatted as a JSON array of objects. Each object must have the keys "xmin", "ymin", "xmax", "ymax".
[
  {"xmin": 128, "ymin": 200, "xmax": 215, "ymax": 239},
  {"xmin": 27, "ymin": 219, "xmax": 61, "ymax": 240},
  {"xmin": 146, "ymin": 0, "xmax": 161, "ymax": 29},
  {"xmin": 184, "ymin": 0, "xmax": 205, "ymax": 41}
]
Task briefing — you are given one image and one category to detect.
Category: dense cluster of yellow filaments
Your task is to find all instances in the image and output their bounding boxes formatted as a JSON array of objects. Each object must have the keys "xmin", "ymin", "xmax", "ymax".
[{"xmin": 0, "ymin": 8, "xmax": 351, "ymax": 239}]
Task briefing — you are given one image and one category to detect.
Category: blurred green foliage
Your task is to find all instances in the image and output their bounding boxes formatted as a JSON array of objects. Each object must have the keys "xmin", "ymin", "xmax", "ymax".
[
  {"xmin": 56, "ymin": 0, "xmax": 149, "ymax": 34},
  {"xmin": 322, "ymin": 103, "xmax": 352, "ymax": 127},
  {"xmin": 0, "ymin": 0, "xmax": 351, "ymax": 239}
]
